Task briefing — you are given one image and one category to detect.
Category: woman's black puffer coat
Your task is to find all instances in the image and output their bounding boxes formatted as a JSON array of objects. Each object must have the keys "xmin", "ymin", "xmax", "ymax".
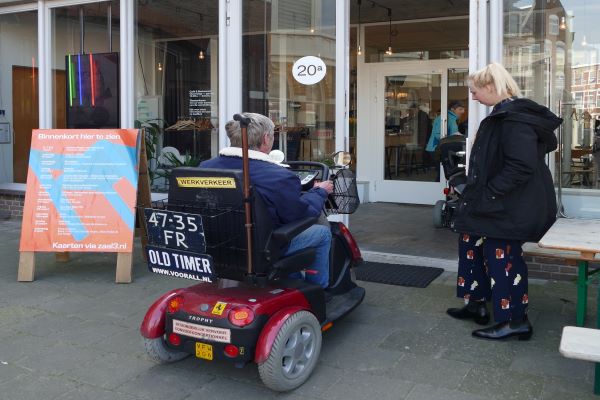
[{"xmin": 452, "ymin": 98, "xmax": 562, "ymax": 242}]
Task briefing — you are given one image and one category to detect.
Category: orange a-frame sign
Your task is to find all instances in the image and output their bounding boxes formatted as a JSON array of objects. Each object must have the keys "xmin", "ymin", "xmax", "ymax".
[{"xmin": 18, "ymin": 129, "xmax": 145, "ymax": 283}]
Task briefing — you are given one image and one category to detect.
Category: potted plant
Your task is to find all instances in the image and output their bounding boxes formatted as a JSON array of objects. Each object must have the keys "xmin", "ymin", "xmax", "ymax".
[{"xmin": 134, "ymin": 118, "xmax": 167, "ymax": 187}]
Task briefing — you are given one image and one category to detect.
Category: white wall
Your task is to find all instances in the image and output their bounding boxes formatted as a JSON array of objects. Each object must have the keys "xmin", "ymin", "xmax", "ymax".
[
  {"xmin": 0, "ymin": 11, "xmax": 37, "ymax": 183},
  {"xmin": 563, "ymin": 191, "xmax": 600, "ymax": 219}
]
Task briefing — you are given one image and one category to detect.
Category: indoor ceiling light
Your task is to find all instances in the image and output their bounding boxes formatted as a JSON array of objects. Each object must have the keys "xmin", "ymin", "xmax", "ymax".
[
  {"xmin": 198, "ymin": 14, "xmax": 205, "ymax": 61},
  {"xmin": 357, "ymin": 0, "xmax": 362, "ymax": 56},
  {"xmin": 385, "ymin": 8, "xmax": 393, "ymax": 55}
]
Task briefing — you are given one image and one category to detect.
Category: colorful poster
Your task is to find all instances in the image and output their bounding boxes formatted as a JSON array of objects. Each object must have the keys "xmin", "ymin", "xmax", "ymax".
[{"xmin": 20, "ymin": 129, "xmax": 140, "ymax": 252}]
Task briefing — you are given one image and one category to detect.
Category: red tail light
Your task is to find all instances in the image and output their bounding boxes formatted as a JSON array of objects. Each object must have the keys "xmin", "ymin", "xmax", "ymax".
[
  {"xmin": 339, "ymin": 223, "xmax": 362, "ymax": 263},
  {"xmin": 443, "ymin": 188, "xmax": 450, "ymax": 195},
  {"xmin": 167, "ymin": 296, "xmax": 184, "ymax": 314},
  {"xmin": 224, "ymin": 344, "xmax": 239, "ymax": 358},
  {"xmin": 168, "ymin": 333, "xmax": 181, "ymax": 346},
  {"xmin": 228, "ymin": 307, "xmax": 255, "ymax": 327}
]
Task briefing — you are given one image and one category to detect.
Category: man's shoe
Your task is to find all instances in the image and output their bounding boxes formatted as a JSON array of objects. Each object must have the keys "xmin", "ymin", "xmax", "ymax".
[
  {"xmin": 472, "ymin": 317, "xmax": 532, "ymax": 341},
  {"xmin": 446, "ymin": 301, "xmax": 490, "ymax": 325}
]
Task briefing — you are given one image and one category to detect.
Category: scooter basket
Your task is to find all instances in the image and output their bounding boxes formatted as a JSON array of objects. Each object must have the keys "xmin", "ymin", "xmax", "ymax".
[
  {"xmin": 327, "ymin": 169, "xmax": 360, "ymax": 215},
  {"xmin": 164, "ymin": 201, "xmax": 249, "ymax": 275}
]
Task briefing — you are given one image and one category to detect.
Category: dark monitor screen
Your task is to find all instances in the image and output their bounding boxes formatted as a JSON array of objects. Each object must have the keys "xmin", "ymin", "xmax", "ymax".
[{"xmin": 65, "ymin": 52, "xmax": 120, "ymax": 128}]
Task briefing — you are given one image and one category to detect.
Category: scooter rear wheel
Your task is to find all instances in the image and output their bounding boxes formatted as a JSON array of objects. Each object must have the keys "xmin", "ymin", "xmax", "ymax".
[
  {"xmin": 258, "ymin": 310, "xmax": 322, "ymax": 391},
  {"xmin": 143, "ymin": 336, "xmax": 189, "ymax": 363}
]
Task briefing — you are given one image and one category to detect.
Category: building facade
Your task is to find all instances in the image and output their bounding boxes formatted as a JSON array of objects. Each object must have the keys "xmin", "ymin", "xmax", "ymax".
[{"xmin": 0, "ymin": 0, "xmax": 598, "ymax": 219}]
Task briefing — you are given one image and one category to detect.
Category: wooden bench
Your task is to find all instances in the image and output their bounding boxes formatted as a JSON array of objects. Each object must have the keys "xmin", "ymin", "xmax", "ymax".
[
  {"xmin": 559, "ymin": 326, "xmax": 600, "ymax": 395},
  {"xmin": 523, "ymin": 242, "xmax": 600, "ymax": 327}
]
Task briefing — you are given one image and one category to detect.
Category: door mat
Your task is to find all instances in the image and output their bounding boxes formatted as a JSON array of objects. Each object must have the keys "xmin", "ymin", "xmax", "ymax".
[{"xmin": 355, "ymin": 262, "xmax": 444, "ymax": 288}]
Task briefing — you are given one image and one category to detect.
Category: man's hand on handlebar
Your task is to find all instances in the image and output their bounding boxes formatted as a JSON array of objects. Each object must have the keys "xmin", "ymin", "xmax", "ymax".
[{"xmin": 314, "ymin": 180, "xmax": 334, "ymax": 194}]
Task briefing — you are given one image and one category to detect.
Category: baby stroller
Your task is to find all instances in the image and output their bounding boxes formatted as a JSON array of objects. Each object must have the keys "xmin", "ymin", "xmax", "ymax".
[{"xmin": 433, "ymin": 135, "xmax": 467, "ymax": 228}]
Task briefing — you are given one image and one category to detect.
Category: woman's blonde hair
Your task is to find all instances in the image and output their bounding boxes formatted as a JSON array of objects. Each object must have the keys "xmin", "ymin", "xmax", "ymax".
[{"xmin": 468, "ymin": 62, "xmax": 522, "ymax": 97}]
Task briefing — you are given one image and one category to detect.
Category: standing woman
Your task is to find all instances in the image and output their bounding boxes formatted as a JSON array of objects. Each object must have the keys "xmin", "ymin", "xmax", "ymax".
[{"xmin": 447, "ymin": 63, "xmax": 562, "ymax": 340}]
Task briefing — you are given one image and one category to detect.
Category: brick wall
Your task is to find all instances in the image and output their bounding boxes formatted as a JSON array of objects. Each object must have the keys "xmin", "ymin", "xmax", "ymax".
[
  {"xmin": 526, "ymin": 255, "xmax": 600, "ymax": 281},
  {"xmin": 0, "ymin": 193, "xmax": 24, "ymax": 218}
]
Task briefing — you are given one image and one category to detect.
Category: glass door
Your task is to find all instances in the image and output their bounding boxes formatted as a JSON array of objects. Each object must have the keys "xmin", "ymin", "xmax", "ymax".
[
  {"xmin": 378, "ymin": 68, "xmax": 445, "ymax": 204},
  {"xmin": 360, "ymin": 60, "xmax": 468, "ymax": 204}
]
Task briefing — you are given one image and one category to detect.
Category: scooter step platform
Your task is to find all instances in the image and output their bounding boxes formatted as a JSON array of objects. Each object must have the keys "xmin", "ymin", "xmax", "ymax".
[{"xmin": 324, "ymin": 286, "xmax": 365, "ymax": 324}]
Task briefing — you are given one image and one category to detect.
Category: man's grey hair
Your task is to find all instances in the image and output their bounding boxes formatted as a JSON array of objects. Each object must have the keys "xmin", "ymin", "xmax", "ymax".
[{"xmin": 225, "ymin": 112, "xmax": 275, "ymax": 150}]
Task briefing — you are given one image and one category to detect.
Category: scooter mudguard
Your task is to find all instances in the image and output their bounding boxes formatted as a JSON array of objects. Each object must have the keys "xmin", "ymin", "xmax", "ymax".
[
  {"xmin": 254, "ymin": 306, "xmax": 307, "ymax": 364},
  {"xmin": 140, "ymin": 289, "xmax": 185, "ymax": 339}
]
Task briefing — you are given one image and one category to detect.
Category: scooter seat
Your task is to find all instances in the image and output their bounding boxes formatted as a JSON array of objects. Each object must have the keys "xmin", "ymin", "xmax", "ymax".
[{"xmin": 270, "ymin": 248, "xmax": 317, "ymax": 279}]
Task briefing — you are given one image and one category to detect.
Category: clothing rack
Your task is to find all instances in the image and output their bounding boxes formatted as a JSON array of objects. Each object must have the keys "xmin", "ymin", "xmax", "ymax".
[
  {"xmin": 166, "ymin": 117, "xmax": 213, "ymax": 131},
  {"xmin": 164, "ymin": 117, "xmax": 213, "ymax": 160}
]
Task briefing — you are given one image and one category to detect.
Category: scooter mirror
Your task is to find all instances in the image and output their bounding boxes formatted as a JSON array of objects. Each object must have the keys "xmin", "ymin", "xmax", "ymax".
[{"xmin": 333, "ymin": 151, "xmax": 352, "ymax": 167}]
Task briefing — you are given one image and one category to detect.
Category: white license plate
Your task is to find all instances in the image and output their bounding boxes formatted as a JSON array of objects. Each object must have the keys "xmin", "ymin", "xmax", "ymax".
[{"xmin": 172, "ymin": 319, "xmax": 231, "ymax": 343}]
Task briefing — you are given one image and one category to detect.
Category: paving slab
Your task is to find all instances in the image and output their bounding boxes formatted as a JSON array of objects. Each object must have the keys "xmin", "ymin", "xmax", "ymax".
[
  {"xmin": 404, "ymin": 384, "xmax": 490, "ymax": 400},
  {"xmin": 384, "ymin": 353, "xmax": 473, "ymax": 391},
  {"xmin": 458, "ymin": 365, "xmax": 545, "ymax": 400},
  {"xmin": 321, "ymin": 370, "xmax": 415, "ymax": 400},
  {"xmin": 116, "ymin": 361, "xmax": 216, "ymax": 400}
]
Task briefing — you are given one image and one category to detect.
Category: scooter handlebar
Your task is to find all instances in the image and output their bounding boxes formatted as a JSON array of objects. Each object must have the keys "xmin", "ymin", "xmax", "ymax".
[{"xmin": 286, "ymin": 161, "xmax": 329, "ymax": 182}]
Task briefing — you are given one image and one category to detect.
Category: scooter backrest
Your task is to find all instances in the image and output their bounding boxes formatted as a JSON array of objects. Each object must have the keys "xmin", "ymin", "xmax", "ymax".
[{"xmin": 167, "ymin": 167, "xmax": 274, "ymax": 280}]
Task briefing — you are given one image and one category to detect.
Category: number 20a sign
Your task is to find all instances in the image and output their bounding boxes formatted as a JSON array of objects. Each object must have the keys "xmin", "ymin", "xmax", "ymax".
[
  {"xmin": 292, "ymin": 56, "xmax": 327, "ymax": 85},
  {"xmin": 144, "ymin": 209, "xmax": 206, "ymax": 252}
]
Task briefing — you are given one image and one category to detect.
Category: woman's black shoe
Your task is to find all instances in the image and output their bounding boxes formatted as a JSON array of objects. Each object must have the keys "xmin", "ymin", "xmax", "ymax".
[
  {"xmin": 472, "ymin": 317, "xmax": 532, "ymax": 341},
  {"xmin": 446, "ymin": 301, "xmax": 489, "ymax": 325}
]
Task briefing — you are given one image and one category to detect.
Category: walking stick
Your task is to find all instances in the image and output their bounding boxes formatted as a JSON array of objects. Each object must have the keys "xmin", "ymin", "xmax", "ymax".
[{"xmin": 233, "ymin": 113, "xmax": 254, "ymax": 275}]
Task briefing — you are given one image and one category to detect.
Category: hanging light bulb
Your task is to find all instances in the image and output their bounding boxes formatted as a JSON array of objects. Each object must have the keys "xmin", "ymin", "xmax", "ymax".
[
  {"xmin": 559, "ymin": 16, "xmax": 566, "ymax": 30},
  {"xmin": 357, "ymin": 0, "xmax": 362, "ymax": 55},
  {"xmin": 157, "ymin": 62, "xmax": 163, "ymax": 71},
  {"xmin": 386, "ymin": 8, "xmax": 393, "ymax": 56},
  {"xmin": 198, "ymin": 14, "xmax": 205, "ymax": 61}
]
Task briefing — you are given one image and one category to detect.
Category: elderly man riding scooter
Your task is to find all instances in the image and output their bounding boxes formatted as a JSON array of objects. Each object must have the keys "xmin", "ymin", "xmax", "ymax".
[{"xmin": 200, "ymin": 112, "xmax": 333, "ymax": 288}]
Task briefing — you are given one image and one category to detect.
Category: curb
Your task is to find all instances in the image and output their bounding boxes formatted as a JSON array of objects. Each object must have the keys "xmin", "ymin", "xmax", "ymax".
[{"xmin": 361, "ymin": 250, "xmax": 458, "ymax": 272}]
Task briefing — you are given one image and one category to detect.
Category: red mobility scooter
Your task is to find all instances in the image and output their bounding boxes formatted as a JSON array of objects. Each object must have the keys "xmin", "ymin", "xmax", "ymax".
[{"xmin": 139, "ymin": 114, "xmax": 364, "ymax": 391}]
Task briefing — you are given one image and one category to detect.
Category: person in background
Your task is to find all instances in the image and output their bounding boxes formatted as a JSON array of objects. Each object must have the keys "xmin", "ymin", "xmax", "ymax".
[
  {"xmin": 425, "ymin": 100, "xmax": 466, "ymax": 153},
  {"xmin": 447, "ymin": 63, "xmax": 561, "ymax": 341},
  {"xmin": 200, "ymin": 113, "xmax": 333, "ymax": 288},
  {"xmin": 426, "ymin": 101, "xmax": 466, "ymax": 178}
]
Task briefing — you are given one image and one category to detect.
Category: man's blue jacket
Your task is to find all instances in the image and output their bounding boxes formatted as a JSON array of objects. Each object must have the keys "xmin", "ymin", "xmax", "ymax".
[{"xmin": 200, "ymin": 148, "xmax": 328, "ymax": 228}]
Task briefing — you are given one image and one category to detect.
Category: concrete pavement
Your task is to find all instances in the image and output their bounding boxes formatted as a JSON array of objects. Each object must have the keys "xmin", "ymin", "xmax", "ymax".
[{"xmin": 0, "ymin": 219, "xmax": 597, "ymax": 400}]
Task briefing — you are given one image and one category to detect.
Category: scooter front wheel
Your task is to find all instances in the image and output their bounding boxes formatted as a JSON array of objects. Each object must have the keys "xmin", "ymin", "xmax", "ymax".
[
  {"xmin": 258, "ymin": 310, "xmax": 322, "ymax": 391},
  {"xmin": 143, "ymin": 336, "xmax": 189, "ymax": 363}
]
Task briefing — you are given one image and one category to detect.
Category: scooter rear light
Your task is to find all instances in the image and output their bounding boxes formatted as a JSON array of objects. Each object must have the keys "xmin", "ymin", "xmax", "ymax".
[
  {"xmin": 443, "ymin": 188, "xmax": 450, "ymax": 195},
  {"xmin": 168, "ymin": 333, "xmax": 181, "ymax": 346},
  {"xmin": 228, "ymin": 307, "xmax": 255, "ymax": 327},
  {"xmin": 224, "ymin": 344, "xmax": 239, "ymax": 358},
  {"xmin": 339, "ymin": 223, "xmax": 362, "ymax": 263},
  {"xmin": 167, "ymin": 296, "xmax": 184, "ymax": 314}
]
